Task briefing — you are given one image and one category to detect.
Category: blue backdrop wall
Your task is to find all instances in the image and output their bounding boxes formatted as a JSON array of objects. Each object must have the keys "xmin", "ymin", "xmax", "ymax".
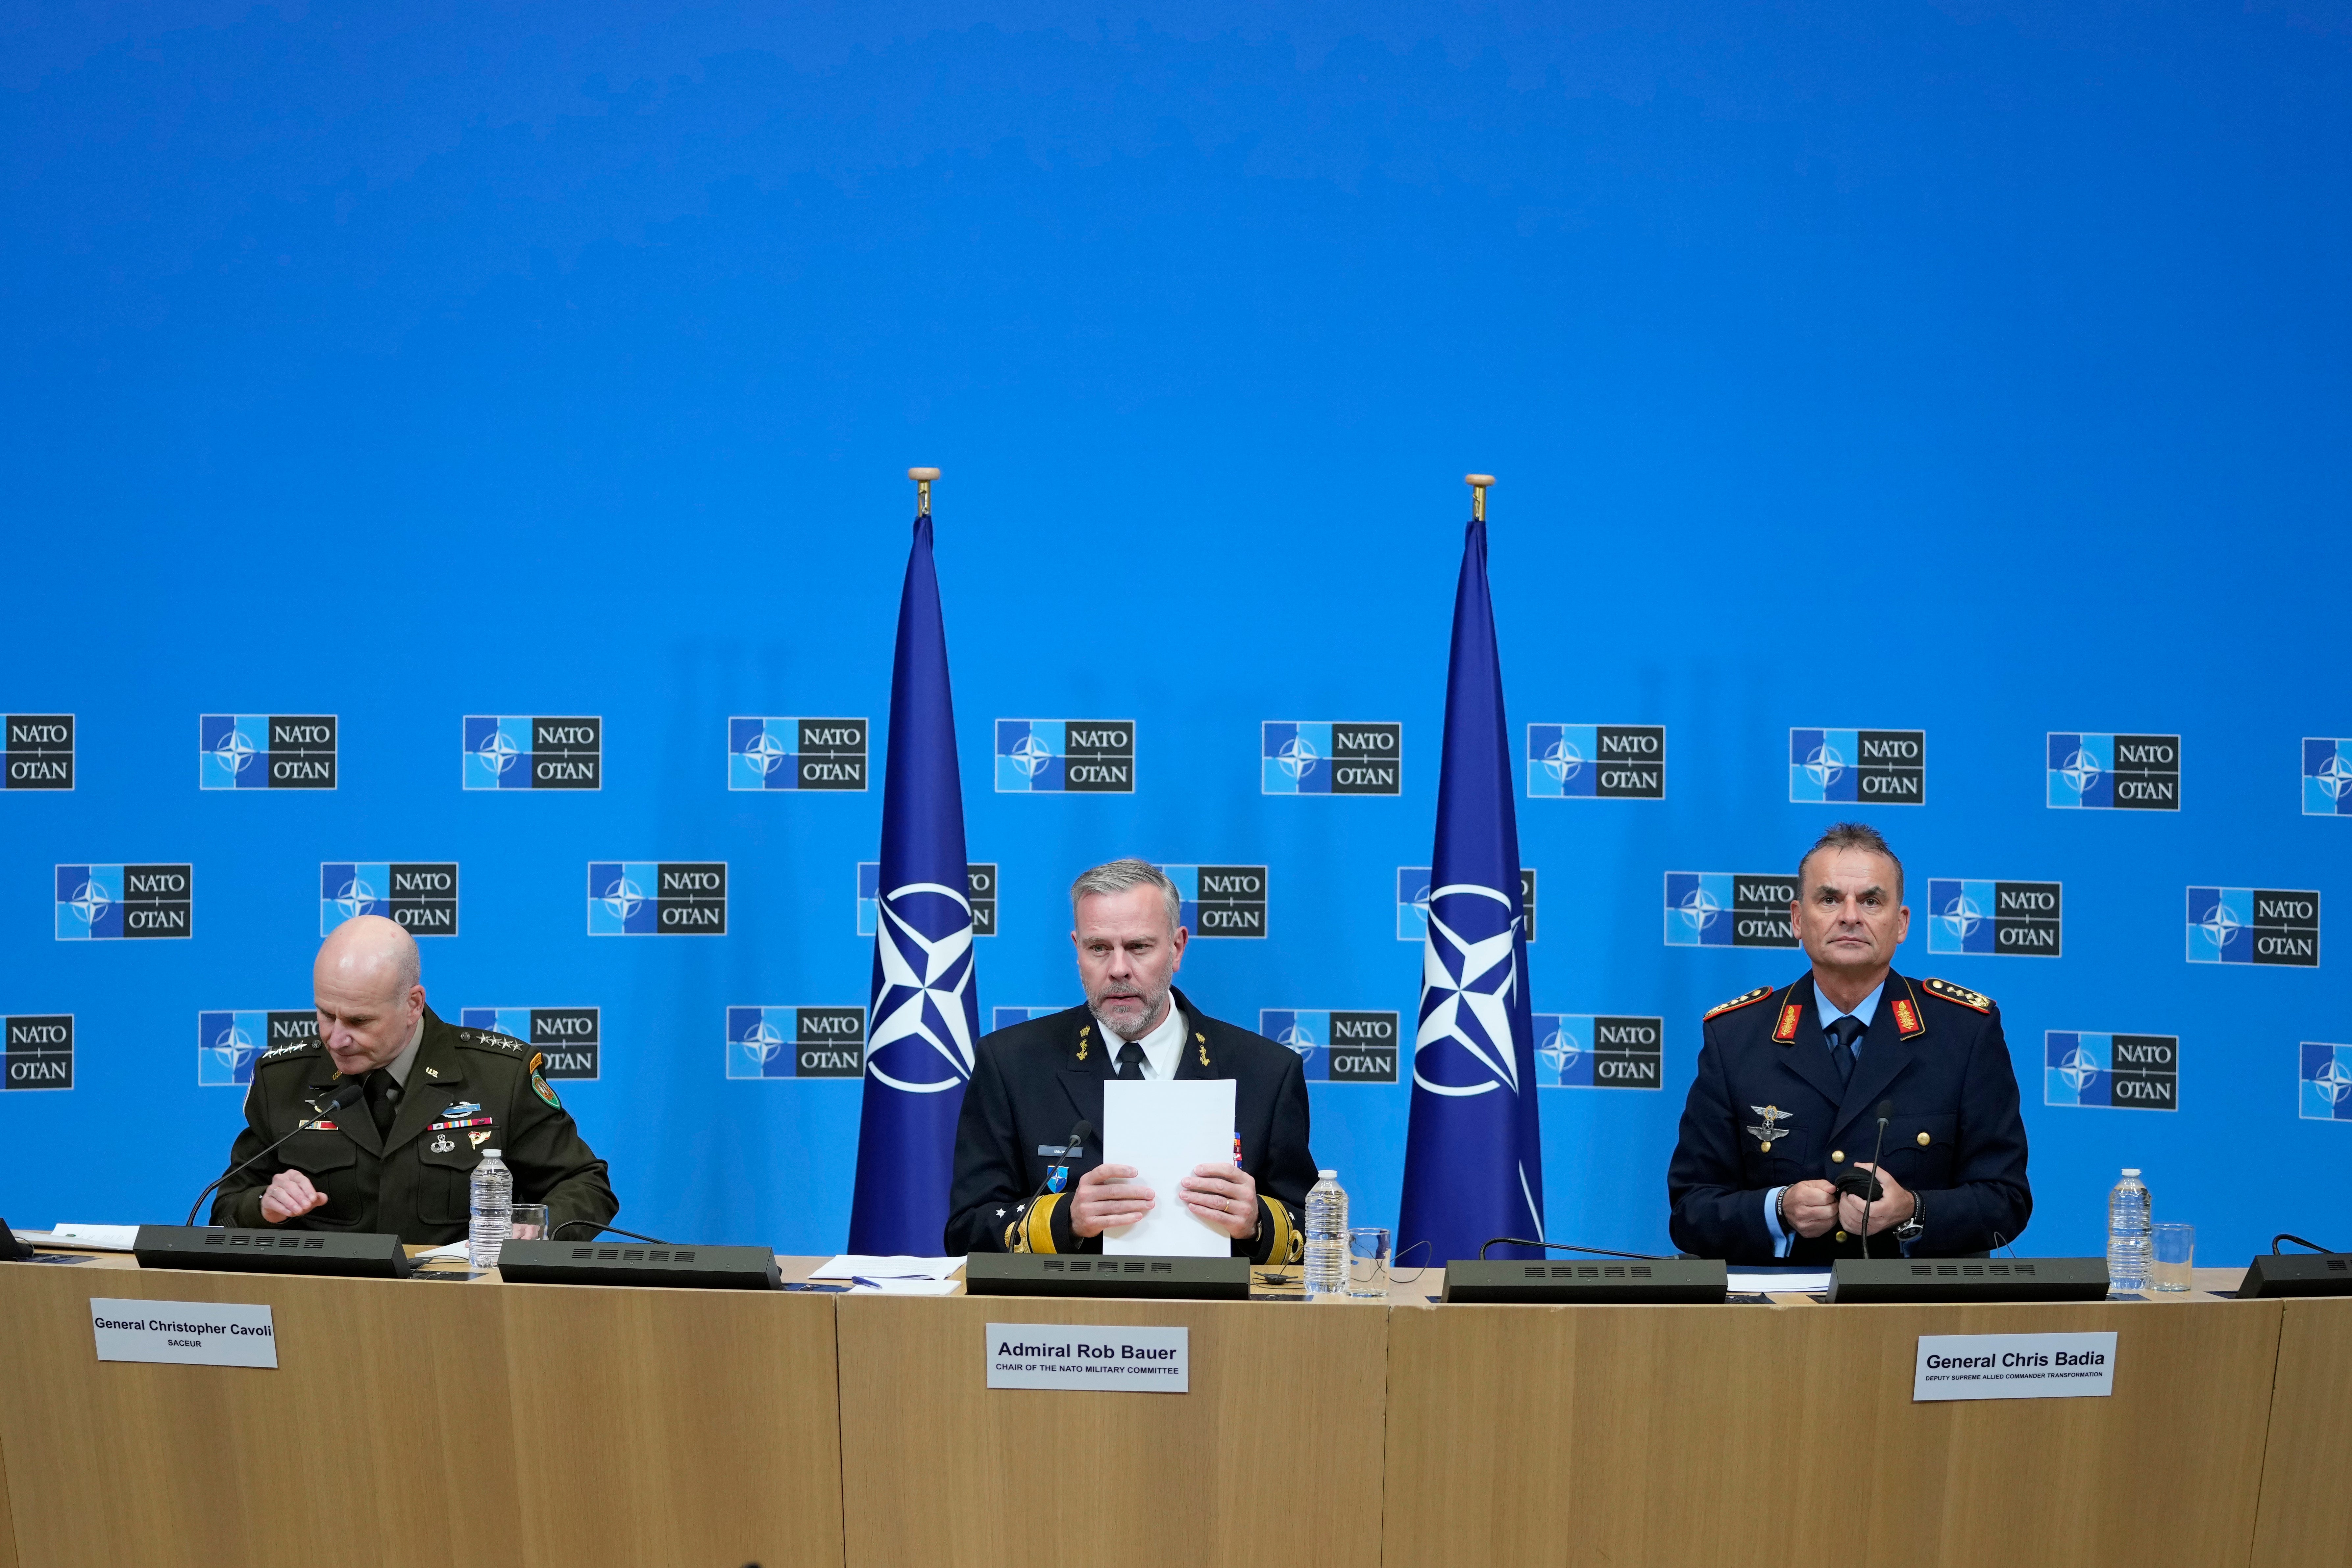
[{"xmin": 4, "ymin": 0, "xmax": 2348, "ymax": 1263}]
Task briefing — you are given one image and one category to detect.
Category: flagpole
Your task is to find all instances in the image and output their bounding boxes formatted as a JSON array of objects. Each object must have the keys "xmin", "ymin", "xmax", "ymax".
[
  {"xmin": 1465, "ymin": 473, "xmax": 1493, "ymax": 522},
  {"xmin": 909, "ymin": 466, "xmax": 939, "ymax": 516}
]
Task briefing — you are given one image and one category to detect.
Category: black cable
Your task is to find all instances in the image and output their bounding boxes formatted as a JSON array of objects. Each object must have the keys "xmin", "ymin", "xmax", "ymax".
[
  {"xmin": 551, "ymin": 1220, "xmax": 675, "ymax": 1246},
  {"xmin": 1479, "ymin": 1236, "xmax": 1670, "ymax": 1261},
  {"xmin": 2272, "ymin": 1232, "xmax": 2338, "ymax": 1256}
]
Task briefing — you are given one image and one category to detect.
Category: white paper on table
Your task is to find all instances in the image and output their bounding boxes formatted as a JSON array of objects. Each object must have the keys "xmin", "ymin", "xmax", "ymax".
[
  {"xmin": 852, "ymin": 1278, "xmax": 959, "ymax": 1295},
  {"xmin": 1101, "ymin": 1078, "xmax": 1237, "ymax": 1257},
  {"xmin": 49, "ymin": 1223, "xmax": 140, "ymax": 1252},
  {"xmin": 1728, "ymin": 1269, "xmax": 1833, "ymax": 1294},
  {"xmin": 810, "ymin": 1254, "xmax": 965, "ymax": 1282},
  {"xmin": 413, "ymin": 1241, "xmax": 473, "ymax": 1261}
]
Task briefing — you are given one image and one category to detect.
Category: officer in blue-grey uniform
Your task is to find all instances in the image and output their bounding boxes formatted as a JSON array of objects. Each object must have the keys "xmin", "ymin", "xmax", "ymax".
[{"xmin": 1667, "ymin": 822, "xmax": 2031, "ymax": 1264}]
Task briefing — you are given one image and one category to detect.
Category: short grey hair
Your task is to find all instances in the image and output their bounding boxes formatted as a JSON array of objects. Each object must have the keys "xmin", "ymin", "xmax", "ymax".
[
  {"xmin": 1070, "ymin": 858, "xmax": 1184, "ymax": 934},
  {"xmin": 1798, "ymin": 821, "xmax": 1904, "ymax": 897}
]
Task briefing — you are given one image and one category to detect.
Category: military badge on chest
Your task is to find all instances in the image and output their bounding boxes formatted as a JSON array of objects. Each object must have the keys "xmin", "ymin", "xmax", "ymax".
[
  {"xmin": 1745, "ymin": 1104, "xmax": 1795, "ymax": 1154},
  {"xmin": 430, "ymin": 1133, "xmax": 456, "ymax": 1154}
]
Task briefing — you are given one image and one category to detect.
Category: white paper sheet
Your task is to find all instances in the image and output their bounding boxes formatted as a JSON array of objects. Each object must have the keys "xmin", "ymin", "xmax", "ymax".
[
  {"xmin": 1101, "ymin": 1078, "xmax": 1237, "ymax": 1257},
  {"xmin": 810, "ymin": 1255, "xmax": 965, "ymax": 1282},
  {"xmin": 1727, "ymin": 1269, "xmax": 1833, "ymax": 1294},
  {"xmin": 48, "ymin": 1223, "xmax": 140, "ymax": 1252}
]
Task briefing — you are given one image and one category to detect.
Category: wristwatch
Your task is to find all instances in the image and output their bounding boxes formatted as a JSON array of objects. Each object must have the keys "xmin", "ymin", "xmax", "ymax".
[{"xmin": 1893, "ymin": 1191, "xmax": 1926, "ymax": 1244}]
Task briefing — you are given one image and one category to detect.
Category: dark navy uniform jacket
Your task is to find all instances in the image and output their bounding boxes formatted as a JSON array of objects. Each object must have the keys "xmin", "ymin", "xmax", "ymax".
[
  {"xmin": 1667, "ymin": 970, "xmax": 2030, "ymax": 1264},
  {"xmin": 944, "ymin": 988, "xmax": 1316, "ymax": 1263}
]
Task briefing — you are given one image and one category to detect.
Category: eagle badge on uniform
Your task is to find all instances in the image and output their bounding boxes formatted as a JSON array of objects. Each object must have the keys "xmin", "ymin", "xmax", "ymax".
[
  {"xmin": 529, "ymin": 1050, "xmax": 561, "ymax": 1108},
  {"xmin": 1923, "ymin": 977, "xmax": 1995, "ymax": 1013},
  {"xmin": 1745, "ymin": 1105, "xmax": 1794, "ymax": 1154}
]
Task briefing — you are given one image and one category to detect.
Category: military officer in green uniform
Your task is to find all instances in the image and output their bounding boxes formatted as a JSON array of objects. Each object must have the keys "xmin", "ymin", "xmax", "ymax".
[{"xmin": 210, "ymin": 915, "xmax": 618, "ymax": 1244}]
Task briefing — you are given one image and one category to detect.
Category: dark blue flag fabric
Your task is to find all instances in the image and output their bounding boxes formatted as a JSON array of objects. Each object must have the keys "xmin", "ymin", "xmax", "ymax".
[
  {"xmin": 1396, "ymin": 513, "xmax": 1547, "ymax": 1267},
  {"xmin": 847, "ymin": 510, "xmax": 981, "ymax": 1255}
]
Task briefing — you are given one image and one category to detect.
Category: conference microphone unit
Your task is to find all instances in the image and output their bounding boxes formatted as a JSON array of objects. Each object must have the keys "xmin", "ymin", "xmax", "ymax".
[
  {"xmin": 133, "ymin": 1225, "xmax": 413, "ymax": 1279},
  {"xmin": 964, "ymin": 1254, "xmax": 1252, "ymax": 1300},
  {"xmin": 0, "ymin": 1218, "xmax": 32, "ymax": 1260},
  {"xmin": 2239, "ymin": 1251, "xmax": 2352, "ymax": 1297},
  {"xmin": 1826, "ymin": 1257, "xmax": 2108, "ymax": 1303},
  {"xmin": 1441, "ymin": 1258, "xmax": 1728, "ymax": 1304},
  {"xmin": 495, "ymin": 1239, "xmax": 783, "ymax": 1290}
]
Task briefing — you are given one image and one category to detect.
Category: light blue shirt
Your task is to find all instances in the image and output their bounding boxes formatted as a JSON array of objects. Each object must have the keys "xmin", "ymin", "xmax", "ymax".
[{"xmin": 1762, "ymin": 980, "xmax": 1886, "ymax": 1258}]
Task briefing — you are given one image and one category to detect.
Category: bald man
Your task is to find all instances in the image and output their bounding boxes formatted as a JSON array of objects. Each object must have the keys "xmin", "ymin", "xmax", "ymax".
[{"xmin": 209, "ymin": 916, "xmax": 618, "ymax": 1244}]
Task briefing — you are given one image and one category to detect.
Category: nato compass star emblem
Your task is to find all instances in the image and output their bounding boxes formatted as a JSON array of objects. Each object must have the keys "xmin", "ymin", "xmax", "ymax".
[
  {"xmin": 742, "ymin": 727, "xmax": 792, "ymax": 779},
  {"xmin": 474, "ymin": 725, "xmax": 526, "ymax": 778},
  {"xmin": 1413, "ymin": 882, "xmax": 1524, "ymax": 1100},
  {"xmin": 866, "ymin": 877, "xmax": 978, "ymax": 1094},
  {"xmin": 1007, "ymin": 732, "xmax": 1052, "ymax": 779},
  {"xmin": 1745, "ymin": 1105, "xmax": 1794, "ymax": 1153},
  {"xmin": 1276, "ymin": 733, "xmax": 1321, "ymax": 783},
  {"xmin": 211, "ymin": 725, "xmax": 263, "ymax": 778}
]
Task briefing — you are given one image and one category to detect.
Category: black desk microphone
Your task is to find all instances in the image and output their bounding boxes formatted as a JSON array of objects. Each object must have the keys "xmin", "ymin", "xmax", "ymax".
[{"xmin": 182, "ymin": 1081, "xmax": 363, "ymax": 1226}]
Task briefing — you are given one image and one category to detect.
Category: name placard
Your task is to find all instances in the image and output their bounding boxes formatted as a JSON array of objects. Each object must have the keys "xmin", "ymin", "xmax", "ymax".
[
  {"xmin": 985, "ymin": 1322, "xmax": 1188, "ymax": 1393},
  {"xmin": 91, "ymin": 1297, "xmax": 278, "ymax": 1369},
  {"xmin": 1914, "ymin": 1331, "xmax": 2115, "ymax": 1401}
]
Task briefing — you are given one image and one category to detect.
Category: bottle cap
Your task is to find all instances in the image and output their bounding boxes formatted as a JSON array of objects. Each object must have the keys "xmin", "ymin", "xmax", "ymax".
[
  {"xmin": 2122, "ymin": 1167, "xmax": 2140, "ymax": 1176},
  {"xmin": 484, "ymin": 1149, "xmax": 502, "ymax": 1159},
  {"xmin": 1318, "ymin": 1169, "xmax": 1337, "ymax": 1179}
]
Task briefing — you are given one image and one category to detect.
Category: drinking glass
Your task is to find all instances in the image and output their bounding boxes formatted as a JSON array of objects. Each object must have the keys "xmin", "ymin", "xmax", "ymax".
[
  {"xmin": 2150, "ymin": 1223, "xmax": 2195, "ymax": 1292},
  {"xmin": 1346, "ymin": 1227, "xmax": 1391, "ymax": 1298},
  {"xmin": 509, "ymin": 1204, "xmax": 550, "ymax": 1242}
]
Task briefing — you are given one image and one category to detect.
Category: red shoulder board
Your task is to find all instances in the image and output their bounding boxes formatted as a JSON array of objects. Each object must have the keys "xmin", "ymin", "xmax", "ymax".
[
  {"xmin": 1922, "ymin": 977, "xmax": 1994, "ymax": 1014},
  {"xmin": 1702, "ymin": 986, "xmax": 1772, "ymax": 1022},
  {"xmin": 1772, "ymin": 1004, "xmax": 1801, "ymax": 1042}
]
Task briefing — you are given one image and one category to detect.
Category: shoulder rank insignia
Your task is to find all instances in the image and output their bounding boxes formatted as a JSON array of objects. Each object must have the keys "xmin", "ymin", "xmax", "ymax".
[
  {"xmin": 1744, "ymin": 1105, "xmax": 1794, "ymax": 1154},
  {"xmin": 1923, "ymin": 977, "xmax": 1995, "ymax": 1013},
  {"xmin": 1703, "ymin": 986, "xmax": 1772, "ymax": 1022}
]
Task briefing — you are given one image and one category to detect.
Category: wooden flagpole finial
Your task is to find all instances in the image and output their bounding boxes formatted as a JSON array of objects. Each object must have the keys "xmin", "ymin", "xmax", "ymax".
[
  {"xmin": 1464, "ymin": 473, "xmax": 1495, "ymax": 522},
  {"xmin": 908, "ymin": 467, "xmax": 940, "ymax": 516}
]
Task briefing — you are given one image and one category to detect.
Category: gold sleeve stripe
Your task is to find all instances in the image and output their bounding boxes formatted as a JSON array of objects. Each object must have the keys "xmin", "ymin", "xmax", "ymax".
[
  {"xmin": 1261, "ymin": 1197, "xmax": 1299, "ymax": 1265},
  {"xmin": 1021, "ymin": 1193, "xmax": 1063, "ymax": 1255}
]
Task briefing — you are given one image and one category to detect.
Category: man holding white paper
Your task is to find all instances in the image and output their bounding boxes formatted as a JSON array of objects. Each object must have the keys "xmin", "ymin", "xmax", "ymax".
[{"xmin": 944, "ymin": 859, "xmax": 1317, "ymax": 1262}]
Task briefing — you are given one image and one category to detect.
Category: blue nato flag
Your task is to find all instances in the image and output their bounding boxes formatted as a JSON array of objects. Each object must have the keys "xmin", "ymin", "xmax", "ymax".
[
  {"xmin": 1396, "ymin": 502, "xmax": 1547, "ymax": 1268},
  {"xmin": 846, "ymin": 502, "xmax": 982, "ymax": 1255}
]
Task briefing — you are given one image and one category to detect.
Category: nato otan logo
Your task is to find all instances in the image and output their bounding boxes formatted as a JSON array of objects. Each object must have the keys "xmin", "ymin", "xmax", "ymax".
[
  {"xmin": 588, "ymin": 862, "xmax": 727, "ymax": 935},
  {"xmin": 1399, "ymin": 868, "xmax": 1537, "ymax": 942},
  {"xmin": 1156, "ymin": 864, "xmax": 1267, "ymax": 937},
  {"xmin": 1926, "ymin": 880, "xmax": 2062, "ymax": 958},
  {"xmin": 321, "ymin": 863, "xmax": 458, "ymax": 937},
  {"xmin": 992, "ymin": 1005, "xmax": 1074, "ymax": 1031},
  {"xmin": 200, "ymin": 715, "xmax": 336, "ymax": 789},
  {"xmin": 197, "ymin": 1010, "xmax": 317, "ymax": 1087},
  {"xmin": 2048, "ymin": 733, "xmax": 2179, "ymax": 810},
  {"xmin": 5, "ymin": 715, "xmax": 73, "ymax": 789},
  {"xmin": 2046, "ymin": 1031, "xmax": 2178, "ymax": 1110},
  {"xmin": 996, "ymin": 720, "xmax": 1134, "ymax": 792},
  {"xmin": 1790, "ymin": 728, "xmax": 1925, "ymax": 805},
  {"xmin": 2299, "ymin": 1043, "xmax": 2352, "ymax": 1122},
  {"xmin": 729, "ymin": 717, "xmax": 867, "ymax": 791},
  {"xmin": 461, "ymin": 1007, "xmax": 600, "ymax": 1079},
  {"xmin": 5, "ymin": 1015, "xmax": 72, "ymax": 1090},
  {"xmin": 1525, "ymin": 725, "xmax": 1665, "ymax": 799},
  {"xmin": 1535, "ymin": 1014, "xmax": 1665, "ymax": 1089},
  {"xmin": 1261, "ymin": 722, "xmax": 1401, "ymax": 795},
  {"xmin": 2187, "ymin": 887, "xmax": 2319, "ymax": 966},
  {"xmin": 1663, "ymin": 872, "xmax": 1798, "ymax": 949},
  {"xmin": 57, "ymin": 864, "xmax": 193, "ymax": 940},
  {"xmin": 463, "ymin": 716, "xmax": 601, "ymax": 790},
  {"xmin": 2303, "ymin": 740, "xmax": 2352, "ymax": 816},
  {"xmin": 1260, "ymin": 1010, "xmax": 1400, "ymax": 1083},
  {"xmin": 726, "ymin": 1006, "xmax": 865, "ymax": 1078},
  {"xmin": 861, "ymin": 863, "xmax": 997, "ymax": 937}
]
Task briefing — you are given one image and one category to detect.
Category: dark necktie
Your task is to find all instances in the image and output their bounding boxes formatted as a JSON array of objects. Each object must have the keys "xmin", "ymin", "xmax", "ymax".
[
  {"xmin": 1115, "ymin": 1042, "xmax": 1147, "ymax": 1081},
  {"xmin": 1826, "ymin": 1015, "xmax": 1865, "ymax": 1088},
  {"xmin": 364, "ymin": 1068, "xmax": 401, "ymax": 1137}
]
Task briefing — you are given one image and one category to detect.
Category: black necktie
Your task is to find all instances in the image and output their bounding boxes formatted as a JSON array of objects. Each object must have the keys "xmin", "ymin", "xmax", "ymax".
[
  {"xmin": 364, "ymin": 1069, "xmax": 400, "ymax": 1137},
  {"xmin": 1826, "ymin": 1015, "xmax": 1865, "ymax": 1088},
  {"xmin": 1115, "ymin": 1042, "xmax": 1147, "ymax": 1081}
]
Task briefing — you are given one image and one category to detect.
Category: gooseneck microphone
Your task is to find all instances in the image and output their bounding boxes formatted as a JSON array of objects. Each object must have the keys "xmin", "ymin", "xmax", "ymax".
[
  {"xmin": 183, "ymin": 1081, "xmax": 364, "ymax": 1226},
  {"xmin": 1478, "ymin": 1238, "xmax": 1671, "ymax": 1261},
  {"xmin": 1012, "ymin": 1118, "xmax": 1095, "ymax": 1238},
  {"xmin": 1859, "ymin": 1099, "xmax": 1894, "ymax": 1259}
]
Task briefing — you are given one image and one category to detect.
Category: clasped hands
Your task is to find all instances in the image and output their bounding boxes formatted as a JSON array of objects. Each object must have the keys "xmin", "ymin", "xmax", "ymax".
[
  {"xmin": 1779, "ymin": 1163, "xmax": 1914, "ymax": 1239},
  {"xmin": 1069, "ymin": 1161, "xmax": 1258, "ymax": 1240}
]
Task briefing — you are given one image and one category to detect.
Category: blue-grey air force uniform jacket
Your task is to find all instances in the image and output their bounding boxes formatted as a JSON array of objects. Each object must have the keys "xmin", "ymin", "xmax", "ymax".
[
  {"xmin": 943, "ymin": 988, "xmax": 1315, "ymax": 1263},
  {"xmin": 1666, "ymin": 970, "xmax": 2031, "ymax": 1264}
]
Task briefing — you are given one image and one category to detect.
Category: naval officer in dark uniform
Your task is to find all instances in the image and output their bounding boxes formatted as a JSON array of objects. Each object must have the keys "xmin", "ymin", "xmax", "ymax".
[
  {"xmin": 945, "ymin": 859, "xmax": 1315, "ymax": 1261},
  {"xmin": 210, "ymin": 914, "xmax": 618, "ymax": 1244},
  {"xmin": 1667, "ymin": 823, "xmax": 2030, "ymax": 1263}
]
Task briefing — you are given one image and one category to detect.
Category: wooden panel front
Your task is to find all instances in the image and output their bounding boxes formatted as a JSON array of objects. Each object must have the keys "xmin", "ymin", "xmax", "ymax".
[
  {"xmin": 837, "ymin": 1295, "xmax": 1389, "ymax": 1568},
  {"xmin": 1382, "ymin": 1298, "xmax": 2284, "ymax": 1568},
  {"xmin": 500, "ymin": 1282, "xmax": 845, "ymax": 1568},
  {"xmin": 0, "ymin": 1261, "xmax": 522, "ymax": 1568},
  {"xmin": 2250, "ymin": 1296, "xmax": 2352, "ymax": 1568}
]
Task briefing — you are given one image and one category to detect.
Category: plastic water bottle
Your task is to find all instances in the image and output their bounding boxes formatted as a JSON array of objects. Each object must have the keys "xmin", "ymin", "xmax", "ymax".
[
  {"xmin": 1303, "ymin": 1169, "xmax": 1348, "ymax": 1298},
  {"xmin": 2107, "ymin": 1168, "xmax": 2151, "ymax": 1295},
  {"xmin": 469, "ymin": 1148, "xmax": 513, "ymax": 1268}
]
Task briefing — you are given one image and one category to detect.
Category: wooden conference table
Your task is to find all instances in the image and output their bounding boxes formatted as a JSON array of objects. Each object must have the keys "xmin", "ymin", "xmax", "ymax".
[{"xmin": 0, "ymin": 1249, "xmax": 2342, "ymax": 1568}]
